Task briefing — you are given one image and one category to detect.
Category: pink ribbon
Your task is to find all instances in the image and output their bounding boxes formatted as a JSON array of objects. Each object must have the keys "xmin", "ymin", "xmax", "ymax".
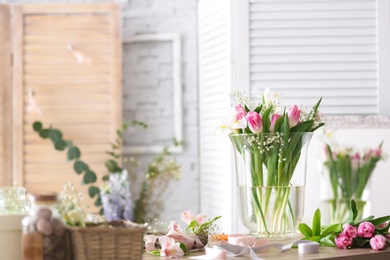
[{"xmin": 189, "ymin": 236, "xmax": 319, "ymax": 260}]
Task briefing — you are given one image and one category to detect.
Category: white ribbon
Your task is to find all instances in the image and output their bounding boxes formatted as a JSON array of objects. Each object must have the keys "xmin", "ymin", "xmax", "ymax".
[{"xmin": 189, "ymin": 240, "xmax": 319, "ymax": 260}]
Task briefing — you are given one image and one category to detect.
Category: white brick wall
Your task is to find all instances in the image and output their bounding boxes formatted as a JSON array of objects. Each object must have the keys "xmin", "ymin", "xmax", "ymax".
[{"xmin": 4, "ymin": 0, "xmax": 200, "ymax": 223}]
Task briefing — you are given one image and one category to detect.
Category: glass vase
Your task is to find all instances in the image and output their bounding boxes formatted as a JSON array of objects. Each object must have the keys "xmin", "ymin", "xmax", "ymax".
[
  {"xmin": 230, "ymin": 132, "xmax": 313, "ymax": 239},
  {"xmin": 321, "ymin": 198, "xmax": 369, "ymax": 225}
]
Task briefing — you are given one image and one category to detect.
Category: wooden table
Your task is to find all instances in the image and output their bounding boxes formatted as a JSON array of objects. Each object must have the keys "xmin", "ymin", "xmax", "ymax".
[{"xmin": 143, "ymin": 247, "xmax": 390, "ymax": 260}]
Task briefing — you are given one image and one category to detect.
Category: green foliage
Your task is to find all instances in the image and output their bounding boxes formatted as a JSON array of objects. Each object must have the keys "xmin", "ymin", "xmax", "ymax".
[
  {"xmin": 88, "ymin": 186, "xmax": 100, "ymax": 198},
  {"xmin": 299, "ymin": 208, "xmax": 341, "ymax": 246},
  {"xmin": 32, "ymin": 121, "xmax": 118, "ymax": 210},
  {"xmin": 132, "ymin": 143, "xmax": 182, "ymax": 223},
  {"xmin": 300, "ymin": 199, "xmax": 390, "ymax": 248}
]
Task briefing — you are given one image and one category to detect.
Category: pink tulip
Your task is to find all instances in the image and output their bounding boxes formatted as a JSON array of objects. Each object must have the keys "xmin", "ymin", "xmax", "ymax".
[
  {"xmin": 160, "ymin": 236, "xmax": 185, "ymax": 258},
  {"xmin": 370, "ymin": 235, "xmax": 387, "ymax": 251},
  {"xmin": 342, "ymin": 224, "xmax": 358, "ymax": 238},
  {"xmin": 358, "ymin": 222, "xmax": 376, "ymax": 238},
  {"xmin": 373, "ymin": 147, "xmax": 382, "ymax": 158},
  {"xmin": 364, "ymin": 150, "xmax": 373, "ymax": 162},
  {"xmin": 351, "ymin": 152, "xmax": 360, "ymax": 170},
  {"xmin": 287, "ymin": 105, "xmax": 300, "ymax": 128},
  {"xmin": 246, "ymin": 111, "xmax": 263, "ymax": 134},
  {"xmin": 335, "ymin": 233, "xmax": 353, "ymax": 249},
  {"xmin": 270, "ymin": 114, "xmax": 281, "ymax": 133},
  {"xmin": 234, "ymin": 104, "xmax": 246, "ymax": 120}
]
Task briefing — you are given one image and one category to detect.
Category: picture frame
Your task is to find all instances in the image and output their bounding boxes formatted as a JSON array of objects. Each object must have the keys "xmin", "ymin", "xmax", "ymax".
[{"xmin": 122, "ymin": 33, "xmax": 183, "ymax": 153}]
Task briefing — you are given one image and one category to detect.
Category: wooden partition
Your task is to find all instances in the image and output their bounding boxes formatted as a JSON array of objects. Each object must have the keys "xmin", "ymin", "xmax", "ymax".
[
  {"xmin": 10, "ymin": 4, "xmax": 122, "ymax": 207},
  {"xmin": 0, "ymin": 5, "xmax": 11, "ymax": 186}
]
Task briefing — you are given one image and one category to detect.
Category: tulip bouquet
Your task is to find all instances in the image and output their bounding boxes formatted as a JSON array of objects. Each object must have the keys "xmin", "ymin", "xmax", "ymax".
[
  {"xmin": 323, "ymin": 142, "xmax": 385, "ymax": 224},
  {"xmin": 300, "ymin": 200, "xmax": 390, "ymax": 251},
  {"xmin": 219, "ymin": 89, "xmax": 325, "ymax": 236}
]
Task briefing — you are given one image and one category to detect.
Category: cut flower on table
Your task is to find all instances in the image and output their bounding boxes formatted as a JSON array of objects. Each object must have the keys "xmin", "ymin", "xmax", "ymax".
[
  {"xmin": 145, "ymin": 211, "xmax": 222, "ymax": 257},
  {"xmin": 300, "ymin": 200, "xmax": 390, "ymax": 251}
]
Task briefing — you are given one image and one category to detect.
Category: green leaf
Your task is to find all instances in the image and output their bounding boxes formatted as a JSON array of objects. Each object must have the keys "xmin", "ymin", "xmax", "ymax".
[
  {"xmin": 83, "ymin": 170, "xmax": 97, "ymax": 184},
  {"xmin": 67, "ymin": 146, "xmax": 81, "ymax": 160},
  {"xmin": 354, "ymin": 237, "xmax": 370, "ymax": 247},
  {"xmin": 179, "ymin": 243, "xmax": 188, "ymax": 253},
  {"xmin": 367, "ymin": 215, "xmax": 390, "ymax": 228},
  {"xmin": 254, "ymin": 105, "xmax": 262, "ymax": 114},
  {"xmin": 302, "ymin": 236, "xmax": 321, "ymax": 243},
  {"xmin": 299, "ymin": 223, "xmax": 313, "ymax": 237},
  {"xmin": 94, "ymin": 195, "xmax": 102, "ymax": 207},
  {"xmin": 39, "ymin": 129, "xmax": 50, "ymax": 139},
  {"xmin": 105, "ymin": 159, "xmax": 120, "ymax": 173},
  {"xmin": 33, "ymin": 121, "xmax": 43, "ymax": 132},
  {"xmin": 88, "ymin": 186, "xmax": 100, "ymax": 198},
  {"xmin": 312, "ymin": 97, "xmax": 323, "ymax": 112},
  {"xmin": 320, "ymin": 234, "xmax": 336, "ymax": 247},
  {"xmin": 321, "ymin": 223, "xmax": 342, "ymax": 237},
  {"xmin": 73, "ymin": 160, "xmax": 89, "ymax": 174},
  {"xmin": 348, "ymin": 199, "xmax": 358, "ymax": 222},
  {"xmin": 149, "ymin": 250, "xmax": 161, "ymax": 256},
  {"xmin": 312, "ymin": 208, "xmax": 321, "ymax": 236},
  {"xmin": 244, "ymin": 105, "xmax": 250, "ymax": 113},
  {"xmin": 102, "ymin": 175, "xmax": 109, "ymax": 181},
  {"xmin": 54, "ymin": 140, "xmax": 68, "ymax": 151},
  {"xmin": 49, "ymin": 129, "xmax": 63, "ymax": 143}
]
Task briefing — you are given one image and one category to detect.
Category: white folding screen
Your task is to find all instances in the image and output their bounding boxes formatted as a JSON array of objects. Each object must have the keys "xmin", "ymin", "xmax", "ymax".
[
  {"xmin": 198, "ymin": 0, "xmax": 237, "ymax": 233},
  {"xmin": 248, "ymin": 0, "xmax": 381, "ymax": 115},
  {"xmin": 198, "ymin": 0, "xmax": 390, "ymax": 233}
]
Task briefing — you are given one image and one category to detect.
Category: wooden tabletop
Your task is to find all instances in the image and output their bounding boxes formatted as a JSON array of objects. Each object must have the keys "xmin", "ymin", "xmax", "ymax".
[{"xmin": 143, "ymin": 246, "xmax": 390, "ymax": 260}]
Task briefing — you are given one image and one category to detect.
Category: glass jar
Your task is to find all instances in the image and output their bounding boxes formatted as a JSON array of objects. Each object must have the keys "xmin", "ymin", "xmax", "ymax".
[{"xmin": 22, "ymin": 193, "xmax": 68, "ymax": 260}]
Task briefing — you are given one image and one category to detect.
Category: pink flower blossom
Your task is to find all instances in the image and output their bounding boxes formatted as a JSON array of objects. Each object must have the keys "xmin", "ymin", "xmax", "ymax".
[
  {"xmin": 269, "ymin": 113, "xmax": 281, "ymax": 133},
  {"xmin": 358, "ymin": 222, "xmax": 376, "ymax": 238},
  {"xmin": 246, "ymin": 111, "xmax": 263, "ymax": 134},
  {"xmin": 378, "ymin": 222, "xmax": 388, "ymax": 229},
  {"xmin": 166, "ymin": 220, "xmax": 196, "ymax": 250},
  {"xmin": 364, "ymin": 150, "xmax": 373, "ymax": 162},
  {"xmin": 351, "ymin": 152, "xmax": 361, "ymax": 170},
  {"xmin": 234, "ymin": 104, "xmax": 246, "ymax": 121},
  {"xmin": 342, "ymin": 224, "xmax": 358, "ymax": 238},
  {"xmin": 373, "ymin": 147, "xmax": 382, "ymax": 158},
  {"xmin": 180, "ymin": 210, "xmax": 208, "ymax": 225},
  {"xmin": 287, "ymin": 105, "xmax": 300, "ymax": 128},
  {"xmin": 335, "ymin": 233, "xmax": 353, "ymax": 249},
  {"xmin": 159, "ymin": 236, "xmax": 185, "ymax": 258},
  {"xmin": 181, "ymin": 210, "xmax": 195, "ymax": 225},
  {"xmin": 370, "ymin": 235, "xmax": 387, "ymax": 251},
  {"xmin": 195, "ymin": 214, "xmax": 208, "ymax": 225}
]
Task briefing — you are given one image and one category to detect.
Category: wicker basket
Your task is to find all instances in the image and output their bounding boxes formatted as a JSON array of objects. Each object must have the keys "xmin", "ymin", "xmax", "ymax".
[{"xmin": 70, "ymin": 221, "xmax": 147, "ymax": 260}]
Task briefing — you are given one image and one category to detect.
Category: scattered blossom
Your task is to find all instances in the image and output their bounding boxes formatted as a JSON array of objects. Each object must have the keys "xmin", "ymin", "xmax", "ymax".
[
  {"xmin": 160, "ymin": 237, "xmax": 185, "ymax": 258},
  {"xmin": 146, "ymin": 211, "xmax": 221, "ymax": 258}
]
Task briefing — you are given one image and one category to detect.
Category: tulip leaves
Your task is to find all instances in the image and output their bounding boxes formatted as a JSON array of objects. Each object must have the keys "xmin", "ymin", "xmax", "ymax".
[
  {"xmin": 299, "ymin": 199, "xmax": 390, "ymax": 247},
  {"xmin": 299, "ymin": 208, "xmax": 341, "ymax": 246}
]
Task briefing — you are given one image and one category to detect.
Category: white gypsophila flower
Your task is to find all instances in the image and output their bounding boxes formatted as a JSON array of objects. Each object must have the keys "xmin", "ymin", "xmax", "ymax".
[{"xmin": 229, "ymin": 90, "xmax": 255, "ymax": 109}]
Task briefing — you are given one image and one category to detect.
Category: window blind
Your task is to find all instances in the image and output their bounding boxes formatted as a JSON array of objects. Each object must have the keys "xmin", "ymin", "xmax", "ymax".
[{"xmin": 249, "ymin": 0, "xmax": 379, "ymax": 115}]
